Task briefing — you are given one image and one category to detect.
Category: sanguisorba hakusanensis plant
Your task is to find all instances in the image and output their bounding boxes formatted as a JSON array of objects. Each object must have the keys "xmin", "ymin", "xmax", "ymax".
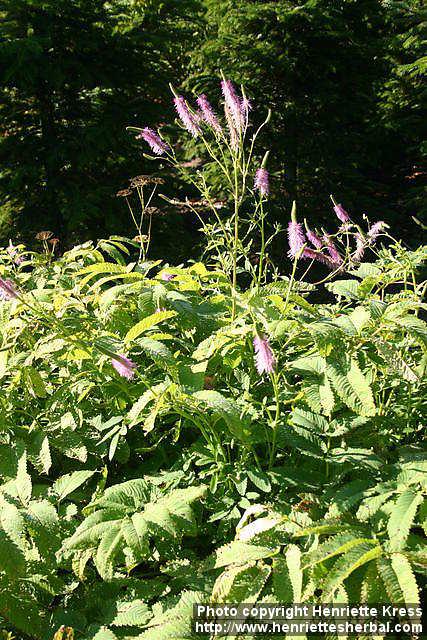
[
  {"xmin": 0, "ymin": 76, "xmax": 426, "ymax": 639},
  {"xmin": 132, "ymin": 76, "xmax": 392, "ymax": 315}
]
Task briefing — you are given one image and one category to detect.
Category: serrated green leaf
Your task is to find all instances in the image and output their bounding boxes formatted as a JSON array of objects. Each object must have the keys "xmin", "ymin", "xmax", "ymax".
[
  {"xmin": 302, "ymin": 533, "xmax": 371, "ymax": 569},
  {"xmin": 212, "ymin": 562, "xmax": 270, "ymax": 604},
  {"xmin": 52, "ymin": 470, "xmax": 96, "ymax": 502},
  {"xmin": 110, "ymin": 599, "xmax": 151, "ymax": 626},
  {"xmin": 387, "ymin": 489, "xmax": 423, "ymax": 550},
  {"xmin": 39, "ymin": 436, "xmax": 52, "ymax": 474},
  {"xmin": 322, "ymin": 542, "xmax": 381, "ymax": 598},
  {"xmin": 247, "ymin": 469, "xmax": 271, "ymax": 493},
  {"xmin": 193, "ymin": 390, "xmax": 249, "ymax": 440},
  {"xmin": 16, "ymin": 452, "xmax": 32, "ymax": 505},
  {"xmin": 204, "ymin": 540, "xmax": 277, "ymax": 570},
  {"xmin": 125, "ymin": 311, "xmax": 177, "ymax": 343},
  {"xmin": 377, "ymin": 554, "xmax": 420, "ymax": 605},
  {"xmin": 23, "ymin": 366, "xmax": 47, "ymax": 398},
  {"xmin": 327, "ymin": 358, "xmax": 376, "ymax": 416}
]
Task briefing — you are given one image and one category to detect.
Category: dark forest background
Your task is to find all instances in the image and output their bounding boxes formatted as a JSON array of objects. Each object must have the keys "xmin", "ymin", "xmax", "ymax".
[{"xmin": 0, "ymin": 0, "xmax": 425, "ymax": 263}]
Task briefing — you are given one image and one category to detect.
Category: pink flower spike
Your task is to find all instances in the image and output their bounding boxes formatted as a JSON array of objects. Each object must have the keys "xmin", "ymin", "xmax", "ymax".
[
  {"xmin": 136, "ymin": 128, "xmax": 169, "ymax": 155},
  {"xmin": 241, "ymin": 95, "xmax": 252, "ymax": 116},
  {"xmin": 353, "ymin": 233, "xmax": 365, "ymax": 262},
  {"xmin": 305, "ymin": 227, "xmax": 323, "ymax": 250},
  {"xmin": 7, "ymin": 240, "xmax": 24, "ymax": 265},
  {"xmin": 196, "ymin": 94, "xmax": 222, "ymax": 134},
  {"xmin": 287, "ymin": 221, "xmax": 305, "ymax": 259},
  {"xmin": 173, "ymin": 96, "xmax": 201, "ymax": 137},
  {"xmin": 0, "ymin": 278, "xmax": 18, "ymax": 300},
  {"xmin": 221, "ymin": 79, "xmax": 244, "ymax": 131},
  {"xmin": 161, "ymin": 272, "xmax": 176, "ymax": 282},
  {"xmin": 302, "ymin": 247, "xmax": 332, "ymax": 266},
  {"xmin": 322, "ymin": 235, "xmax": 343, "ymax": 265},
  {"xmin": 224, "ymin": 103, "xmax": 238, "ymax": 149},
  {"xmin": 253, "ymin": 334, "xmax": 276, "ymax": 375},
  {"xmin": 333, "ymin": 203, "xmax": 350, "ymax": 223},
  {"xmin": 368, "ymin": 221, "xmax": 385, "ymax": 241},
  {"xmin": 111, "ymin": 354, "xmax": 137, "ymax": 380},
  {"xmin": 254, "ymin": 168, "xmax": 269, "ymax": 197}
]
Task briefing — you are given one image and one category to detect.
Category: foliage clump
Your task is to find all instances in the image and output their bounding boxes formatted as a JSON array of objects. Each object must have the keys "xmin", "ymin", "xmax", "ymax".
[{"xmin": 0, "ymin": 78, "xmax": 426, "ymax": 639}]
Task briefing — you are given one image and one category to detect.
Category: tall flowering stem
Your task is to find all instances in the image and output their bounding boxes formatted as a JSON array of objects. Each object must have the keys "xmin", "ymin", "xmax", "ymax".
[
  {"xmin": 283, "ymin": 202, "xmax": 307, "ymax": 319},
  {"xmin": 269, "ymin": 372, "xmax": 281, "ymax": 469},
  {"xmin": 254, "ymin": 152, "xmax": 270, "ymax": 287},
  {"xmin": 231, "ymin": 148, "xmax": 240, "ymax": 319},
  {"xmin": 135, "ymin": 76, "xmax": 274, "ymax": 316}
]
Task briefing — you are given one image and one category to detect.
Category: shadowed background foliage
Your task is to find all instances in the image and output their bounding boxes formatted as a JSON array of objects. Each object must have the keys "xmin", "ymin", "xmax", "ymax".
[{"xmin": 0, "ymin": 0, "xmax": 425, "ymax": 262}]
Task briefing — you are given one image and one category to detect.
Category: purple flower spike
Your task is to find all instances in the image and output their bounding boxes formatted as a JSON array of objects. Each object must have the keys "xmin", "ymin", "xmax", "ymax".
[
  {"xmin": 287, "ymin": 221, "xmax": 305, "ymax": 259},
  {"xmin": 368, "ymin": 221, "xmax": 385, "ymax": 241},
  {"xmin": 353, "ymin": 233, "xmax": 366, "ymax": 262},
  {"xmin": 221, "ymin": 79, "xmax": 244, "ymax": 131},
  {"xmin": 7, "ymin": 240, "xmax": 24, "ymax": 265},
  {"xmin": 306, "ymin": 227, "xmax": 323, "ymax": 250},
  {"xmin": 224, "ymin": 103, "xmax": 238, "ymax": 149},
  {"xmin": 322, "ymin": 235, "xmax": 343, "ymax": 266},
  {"xmin": 253, "ymin": 334, "xmax": 276, "ymax": 375},
  {"xmin": 173, "ymin": 96, "xmax": 201, "ymax": 137},
  {"xmin": 302, "ymin": 247, "xmax": 332, "ymax": 266},
  {"xmin": 161, "ymin": 272, "xmax": 176, "ymax": 282},
  {"xmin": 196, "ymin": 94, "xmax": 222, "ymax": 134},
  {"xmin": 136, "ymin": 128, "xmax": 169, "ymax": 155},
  {"xmin": 111, "ymin": 354, "xmax": 137, "ymax": 380},
  {"xmin": 254, "ymin": 168, "xmax": 269, "ymax": 197},
  {"xmin": 0, "ymin": 278, "xmax": 18, "ymax": 300},
  {"xmin": 333, "ymin": 203, "xmax": 350, "ymax": 223},
  {"xmin": 241, "ymin": 95, "xmax": 252, "ymax": 117}
]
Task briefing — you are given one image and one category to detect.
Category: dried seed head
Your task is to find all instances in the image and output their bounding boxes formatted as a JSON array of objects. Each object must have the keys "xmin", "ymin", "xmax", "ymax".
[
  {"xmin": 116, "ymin": 188, "xmax": 132, "ymax": 197},
  {"xmin": 35, "ymin": 231, "xmax": 54, "ymax": 240},
  {"xmin": 129, "ymin": 175, "xmax": 165, "ymax": 187},
  {"xmin": 145, "ymin": 206, "xmax": 162, "ymax": 216}
]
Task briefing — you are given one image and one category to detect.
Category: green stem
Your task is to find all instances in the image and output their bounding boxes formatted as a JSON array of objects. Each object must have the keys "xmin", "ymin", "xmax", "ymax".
[
  {"xmin": 269, "ymin": 372, "xmax": 281, "ymax": 469},
  {"xmin": 231, "ymin": 157, "xmax": 239, "ymax": 320},
  {"xmin": 257, "ymin": 200, "xmax": 266, "ymax": 287},
  {"xmin": 283, "ymin": 252, "xmax": 300, "ymax": 314}
]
